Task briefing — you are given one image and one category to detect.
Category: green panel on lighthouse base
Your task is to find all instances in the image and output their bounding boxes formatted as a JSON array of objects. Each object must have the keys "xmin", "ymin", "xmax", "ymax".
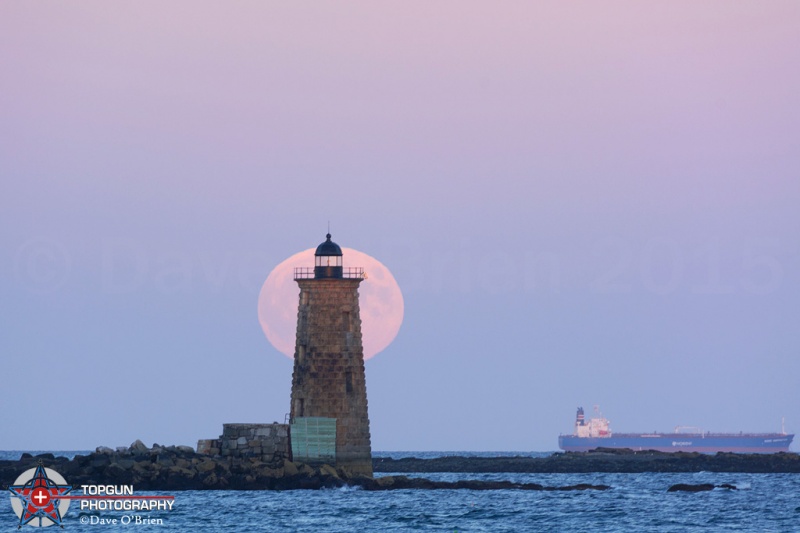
[{"xmin": 290, "ymin": 417, "xmax": 337, "ymax": 464}]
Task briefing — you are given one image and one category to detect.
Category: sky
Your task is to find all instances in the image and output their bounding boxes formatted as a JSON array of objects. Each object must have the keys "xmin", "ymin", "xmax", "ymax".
[{"xmin": 1, "ymin": 1, "xmax": 798, "ymax": 452}]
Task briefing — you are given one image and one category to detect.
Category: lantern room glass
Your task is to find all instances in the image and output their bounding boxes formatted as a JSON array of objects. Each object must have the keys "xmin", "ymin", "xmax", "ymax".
[{"xmin": 316, "ymin": 255, "xmax": 342, "ymax": 267}]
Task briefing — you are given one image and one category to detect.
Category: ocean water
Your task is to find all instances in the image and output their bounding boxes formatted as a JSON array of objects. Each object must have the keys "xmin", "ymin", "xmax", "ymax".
[{"xmin": 3, "ymin": 451, "xmax": 798, "ymax": 532}]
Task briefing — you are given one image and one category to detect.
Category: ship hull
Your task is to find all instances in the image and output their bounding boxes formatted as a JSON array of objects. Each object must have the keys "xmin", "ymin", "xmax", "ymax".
[{"xmin": 558, "ymin": 433, "xmax": 793, "ymax": 453}]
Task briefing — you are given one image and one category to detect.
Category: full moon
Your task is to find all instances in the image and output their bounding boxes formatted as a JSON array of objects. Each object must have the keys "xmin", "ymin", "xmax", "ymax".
[{"xmin": 258, "ymin": 248, "xmax": 404, "ymax": 360}]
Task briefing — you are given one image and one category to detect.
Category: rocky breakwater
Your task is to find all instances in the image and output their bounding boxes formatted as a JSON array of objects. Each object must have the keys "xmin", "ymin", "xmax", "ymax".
[
  {"xmin": 0, "ymin": 441, "xmax": 608, "ymax": 492},
  {"xmin": 374, "ymin": 449, "xmax": 800, "ymax": 474},
  {"xmin": 0, "ymin": 441, "xmax": 347, "ymax": 491}
]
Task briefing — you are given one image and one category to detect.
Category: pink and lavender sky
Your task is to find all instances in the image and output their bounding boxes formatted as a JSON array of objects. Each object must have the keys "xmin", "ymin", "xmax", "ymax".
[{"xmin": 1, "ymin": 2, "xmax": 798, "ymax": 451}]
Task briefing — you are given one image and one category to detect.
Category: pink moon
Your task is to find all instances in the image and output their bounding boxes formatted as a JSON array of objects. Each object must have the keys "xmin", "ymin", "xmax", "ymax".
[{"xmin": 258, "ymin": 248, "xmax": 404, "ymax": 360}]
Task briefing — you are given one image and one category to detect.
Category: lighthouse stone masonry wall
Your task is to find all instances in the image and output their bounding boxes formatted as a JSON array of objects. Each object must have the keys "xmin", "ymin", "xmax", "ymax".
[{"xmin": 291, "ymin": 278, "xmax": 372, "ymax": 476}]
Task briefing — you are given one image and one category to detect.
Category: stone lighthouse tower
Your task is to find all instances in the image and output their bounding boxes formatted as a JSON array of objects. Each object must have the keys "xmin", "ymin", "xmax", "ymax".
[{"xmin": 289, "ymin": 234, "xmax": 372, "ymax": 476}]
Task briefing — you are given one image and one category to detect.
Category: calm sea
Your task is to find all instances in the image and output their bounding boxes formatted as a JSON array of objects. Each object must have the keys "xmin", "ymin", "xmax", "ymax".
[{"xmin": 2, "ymin": 451, "xmax": 798, "ymax": 532}]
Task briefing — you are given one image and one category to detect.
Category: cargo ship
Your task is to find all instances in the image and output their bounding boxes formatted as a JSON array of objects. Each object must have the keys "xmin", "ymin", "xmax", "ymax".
[{"xmin": 558, "ymin": 407, "xmax": 794, "ymax": 453}]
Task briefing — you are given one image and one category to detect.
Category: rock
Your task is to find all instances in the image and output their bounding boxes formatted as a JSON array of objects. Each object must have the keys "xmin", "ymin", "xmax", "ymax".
[
  {"xmin": 95, "ymin": 446, "xmax": 113, "ymax": 455},
  {"xmin": 105, "ymin": 463, "xmax": 132, "ymax": 483},
  {"xmin": 34, "ymin": 453, "xmax": 56, "ymax": 460},
  {"xmin": 130, "ymin": 440, "xmax": 149, "ymax": 453},
  {"xmin": 176, "ymin": 445, "xmax": 195, "ymax": 455},
  {"xmin": 196, "ymin": 460, "xmax": 216, "ymax": 473},
  {"xmin": 156, "ymin": 454, "xmax": 174, "ymax": 467},
  {"xmin": 168, "ymin": 466, "xmax": 195, "ymax": 479},
  {"xmin": 114, "ymin": 459, "xmax": 135, "ymax": 469},
  {"xmin": 376, "ymin": 476, "xmax": 396, "ymax": 487},
  {"xmin": 319, "ymin": 464, "xmax": 339, "ymax": 479},
  {"xmin": 294, "ymin": 475, "xmax": 322, "ymax": 490},
  {"xmin": 668, "ymin": 483, "xmax": 715, "ymax": 492},
  {"xmin": 257, "ymin": 466, "xmax": 281, "ymax": 478},
  {"xmin": 90, "ymin": 455, "xmax": 110, "ymax": 469},
  {"xmin": 591, "ymin": 447, "xmax": 636, "ymax": 455},
  {"xmin": 283, "ymin": 461, "xmax": 299, "ymax": 476},
  {"xmin": 346, "ymin": 474, "xmax": 373, "ymax": 488},
  {"xmin": 557, "ymin": 484, "xmax": 610, "ymax": 491},
  {"xmin": 131, "ymin": 462, "xmax": 152, "ymax": 480}
]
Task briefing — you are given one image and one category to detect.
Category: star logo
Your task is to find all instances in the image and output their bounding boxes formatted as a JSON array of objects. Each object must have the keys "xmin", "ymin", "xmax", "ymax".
[{"xmin": 8, "ymin": 462, "xmax": 72, "ymax": 529}]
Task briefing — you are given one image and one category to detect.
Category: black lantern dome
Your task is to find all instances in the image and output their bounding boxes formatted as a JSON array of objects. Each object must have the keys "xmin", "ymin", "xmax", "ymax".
[{"xmin": 314, "ymin": 233, "xmax": 343, "ymax": 278}]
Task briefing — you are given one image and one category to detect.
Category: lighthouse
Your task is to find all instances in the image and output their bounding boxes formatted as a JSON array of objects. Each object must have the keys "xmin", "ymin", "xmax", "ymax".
[{"xmin": 289, "ymin": 234, "xmax": 373, "ymax": 476}]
